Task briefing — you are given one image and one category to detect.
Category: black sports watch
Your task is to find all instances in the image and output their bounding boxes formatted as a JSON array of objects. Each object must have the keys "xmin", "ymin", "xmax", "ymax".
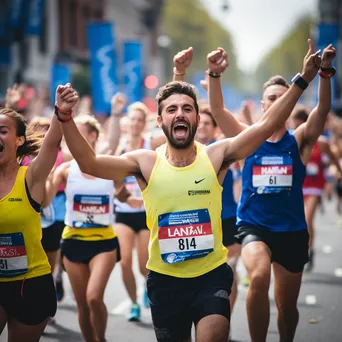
[{"xmin": 291, "ymin": 73, "xmax": 308, "ymax": 90}]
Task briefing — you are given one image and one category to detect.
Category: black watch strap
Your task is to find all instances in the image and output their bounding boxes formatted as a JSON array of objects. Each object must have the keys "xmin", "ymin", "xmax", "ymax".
[{"xmin": 291, "ymin": 73, "xmax": 308, "ymax": 90}]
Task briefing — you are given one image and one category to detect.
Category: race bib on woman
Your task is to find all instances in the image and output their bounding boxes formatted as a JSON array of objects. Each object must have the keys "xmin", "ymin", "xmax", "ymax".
[
  {"xmin": 72, "ymin": 194, "xmax": 110, "ymax": 228},
  {"xmin": 0, "ymin": 233, "xmax": 28, "ymax": 278}
]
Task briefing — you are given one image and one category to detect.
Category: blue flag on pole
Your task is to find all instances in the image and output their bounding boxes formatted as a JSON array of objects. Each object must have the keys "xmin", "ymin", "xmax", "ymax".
[
  {"xmin": 9, "ymin": 0, "xmax": 25, "ymax": 29},
  {"xmin": 25, "ymin": 0, "xmax": 45, "ymax": 36},
  {"xmin": 314, "ymin": 24, "xmax": 339, "ymax": 109},
  {"xmin": 51, "ymin": 64, "xmax": 70, "ymax": 105},
  {"xmin": 87, "ymin": 22, "xmax": 118, "ymax": 114},
  {"xmin": 123, "ymin": 41, "xmax": 143, "ymax": 104}
]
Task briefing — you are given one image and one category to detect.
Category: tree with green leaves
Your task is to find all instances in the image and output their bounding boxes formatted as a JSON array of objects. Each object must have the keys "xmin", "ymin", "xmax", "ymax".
[
  {"xmin": 163, "ymin": 0, "xmax": 241, "ymax": 88},
  {"xmin": 255, "ymin": 16, "xmax": 314, "ymax": 90}
]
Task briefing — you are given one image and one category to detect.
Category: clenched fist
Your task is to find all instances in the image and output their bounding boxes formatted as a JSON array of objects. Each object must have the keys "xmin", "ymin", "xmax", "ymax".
[{"xmin": 207, "ymin": 47, "xmax": 229, "ymax": 74}]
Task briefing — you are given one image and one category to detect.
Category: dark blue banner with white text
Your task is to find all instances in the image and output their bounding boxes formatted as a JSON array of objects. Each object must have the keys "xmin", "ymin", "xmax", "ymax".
[
  {"xmin": 123, "ymin": 41, "xmax": 143, "ymax": 104},
  {"xmin": 51, "ymin": 64, "xmax": 71, "ymax": 105},
  {"xmin": 87, "ymin": 22, "xmax": 118, "ymax": 115},
  {"xmin": 25, "ymin": 0, "xmax": 45, "ymax": 36},
  {"xmin": 314, "ymin": 24, "xmax": 339, "ymax": 109}
]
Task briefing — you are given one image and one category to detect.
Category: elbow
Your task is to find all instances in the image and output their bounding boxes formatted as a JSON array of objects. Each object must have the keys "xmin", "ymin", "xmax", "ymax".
[{"xmin": 78, "ymin": 162, "xmax": 93, "ymax": 175}]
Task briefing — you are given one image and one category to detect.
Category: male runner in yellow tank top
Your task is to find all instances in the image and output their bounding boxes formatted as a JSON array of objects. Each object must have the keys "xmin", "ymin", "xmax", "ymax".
[{"xmin": 56, "ymin": 47, "xmax": 320, "ymax": 342}]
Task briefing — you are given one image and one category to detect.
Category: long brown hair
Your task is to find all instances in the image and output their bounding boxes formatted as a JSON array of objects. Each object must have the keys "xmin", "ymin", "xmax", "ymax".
[{"xmin": 0, "ymin": 108, "xmax": 45, "ymax": 161}]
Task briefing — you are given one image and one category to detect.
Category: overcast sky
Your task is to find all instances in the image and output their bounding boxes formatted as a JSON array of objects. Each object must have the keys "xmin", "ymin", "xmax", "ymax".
[{"xmin": 202, "ymin": 0, "xmax": 318, "ymax": 72}]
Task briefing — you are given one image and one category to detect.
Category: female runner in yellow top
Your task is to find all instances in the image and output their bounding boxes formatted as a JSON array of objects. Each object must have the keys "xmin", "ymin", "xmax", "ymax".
[{"xmin": 0, "ymin": 83, "xmax": 78, "ymax": 342}]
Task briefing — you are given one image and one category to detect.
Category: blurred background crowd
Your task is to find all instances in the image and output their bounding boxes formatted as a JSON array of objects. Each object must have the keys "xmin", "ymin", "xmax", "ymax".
[{"xmin": 0, "ymin": 0, "xmax": 341, "ymax": 123}]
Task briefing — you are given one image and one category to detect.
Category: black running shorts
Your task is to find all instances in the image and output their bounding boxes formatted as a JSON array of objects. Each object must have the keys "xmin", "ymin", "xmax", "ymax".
[
  {"xmin": 0, "ymin": 274, "xmax": 57, "ymax": 325},
  {"xmin": 115, "ymin": 211, "xmax": 149, "ymax": 233},
  {"xmin": 147, "ymin": 263, "xmax": 233, "ymax": 342},
  {"xmin": 235, "ymin": 226, "xmax": 309, "ymax": 273},
  {"xmin": 61, "ymin": 237, "xmax": 120, "ymax": 264},
  {"xmin": 221, "ymin": 217, "xmax": 238, "ymax": 247},
  {"xmin": 41, "ymin": 221, "xmax": 64, "ymax": 252}
]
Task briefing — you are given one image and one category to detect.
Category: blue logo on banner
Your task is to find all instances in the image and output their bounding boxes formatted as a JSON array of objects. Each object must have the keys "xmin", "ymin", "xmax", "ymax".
[
  {"xmin": 87, "ymin": 22, "xmax": 118, "ymax": 114},
  {"xmin": 123, "ymin": 41, "xmax": 143, "ymax": 104},
  {"xmin": 314, "ymin": 24, "xmax": 339, "ymax": 109},
  {"xmin": 9, "ymin": 0, "xmax": 25, "ymax": 29},
  {"xmin": 25, "ymin": 0, "xmax": 45, "ymax": 36},
  {"xmin": 51, "ymin": 64, "xmax": 70, "ymax": 105}
]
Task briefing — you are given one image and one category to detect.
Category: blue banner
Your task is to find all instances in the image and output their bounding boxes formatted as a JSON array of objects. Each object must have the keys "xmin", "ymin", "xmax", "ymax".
[
  {"xmin": 123, "ymin": 41, "xmax": 143, "ymax": 104},
  {"xmin": 191, "ymin": 72, "xmax": 208, "ymax": 100},
  {"xmin": 314, "ymin": 24, "xmax": 339, "ymax": 109},
  {"xmin": 50, "ymin": 64, "xmax": 71, "ymax": 105},
  {"xmin": 0, "ymin": 45, "xmax": 11, "ymax": 67},
  {"xmin": 9, "ymin": 0, "xmax": 25, "ymax": 29},
  {"xmin": 87, "ymin": 22, "xmax": 118, "ymax": 114},
  {"xmin": 25, "ymin": 0, "xmax": 45, "ymax": 36}
]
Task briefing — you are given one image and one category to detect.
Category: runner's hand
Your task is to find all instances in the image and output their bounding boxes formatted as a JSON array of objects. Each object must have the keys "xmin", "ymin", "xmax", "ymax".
[
  {"xmin": 111, "ymin": 92, "xmax": 127, "ymax": 115},
  {"xmin": 173, "ymin": 47, "xmax": 193, "ymax": 74},
  {"xmin": 56, "ymin": 83, "xmax": 79, "ymax": 112},
  {"xmin": 5, "ymin": 83, "xmax": 21, "ymax": 109},
  {"xmin": 301, "ymin": 39, "xmax": 321, "ymax": 83},
  {"xmin": 207, "ymin": 47, "xmax": 229, "ymax": 74},
  {"xmin": 321, "ymin": 44, "xmax": 336, "ymax": 68},
  {"xmin": 200, "ymin": 72, "xmax": 209, "ymax": 92}
]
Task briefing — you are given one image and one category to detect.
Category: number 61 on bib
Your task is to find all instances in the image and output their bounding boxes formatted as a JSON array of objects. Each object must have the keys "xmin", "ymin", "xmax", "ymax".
[{"xmin": 252, "ymin": 155, "xmax": 293, "ymax": 194}]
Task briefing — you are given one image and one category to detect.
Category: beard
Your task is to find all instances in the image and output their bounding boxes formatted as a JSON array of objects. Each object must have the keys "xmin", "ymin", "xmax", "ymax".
[{"xmin": 161, "ymin": 122, "xmax": 197, "ymax": 149}]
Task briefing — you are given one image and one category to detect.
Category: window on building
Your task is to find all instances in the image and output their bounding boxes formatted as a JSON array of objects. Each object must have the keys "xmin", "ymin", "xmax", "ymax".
[
  {"xmin": 39, "ymin": 3, "xmax": 47, "ymax": 54},
  {"xmin": 69, "ymin": 0, "xmax": 78, "ymax": 48}
]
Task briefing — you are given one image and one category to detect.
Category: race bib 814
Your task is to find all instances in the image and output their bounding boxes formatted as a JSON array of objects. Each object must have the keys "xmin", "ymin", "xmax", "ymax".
[{"xmin": 158, "ymin": 209, "xmax": 214, "ymax": 264}]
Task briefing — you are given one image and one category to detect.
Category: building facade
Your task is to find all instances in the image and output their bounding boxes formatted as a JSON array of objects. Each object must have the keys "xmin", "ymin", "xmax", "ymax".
[
  {"xmin": 319, "ymin": 0, "xmax": 342, "ymax": 110},
  {"xmin": 0, "ymin": 0, "xmax": 165, "ymax": 103}
]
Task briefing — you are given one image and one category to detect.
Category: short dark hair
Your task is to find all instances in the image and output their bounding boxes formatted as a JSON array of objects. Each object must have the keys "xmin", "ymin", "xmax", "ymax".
[
  {"xmin": 199, "ymin": 105, "xmax": 217, "ymax": 127},
  {"xmin": 155, "ymin": 81, "xmax": 199, "ymax": 116},
  {"xmin": 263, "ymin": 75, "xmax": 290, "ymax": 92}
]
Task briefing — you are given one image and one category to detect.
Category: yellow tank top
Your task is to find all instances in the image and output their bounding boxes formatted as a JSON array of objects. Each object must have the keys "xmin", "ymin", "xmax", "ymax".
[
  {"xmin": 142, "ymin": 142, "xmax": 227, "ymax": 278},
  {"xmin": 0, "ymin": 167, "xmax": 51, "ymax": 282}
]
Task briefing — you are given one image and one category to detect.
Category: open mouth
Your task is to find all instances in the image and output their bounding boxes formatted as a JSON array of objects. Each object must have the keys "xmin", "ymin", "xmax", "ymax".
[
  {"xmin": 0, "ymin": 145, "xmax": 3, "ymax": 153},
  {"xmin": 173, "ymin": 123, "xmax": 189, "ymax": 139}
]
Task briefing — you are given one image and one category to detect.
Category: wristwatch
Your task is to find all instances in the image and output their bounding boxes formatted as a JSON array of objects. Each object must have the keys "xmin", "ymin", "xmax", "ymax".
[
  {"xmin": 318, "ymin": 66, "xmax": 336, "ymax": 78},
  {"xmin": 291, "ymin": 73, "xmax": 308, "ymax": 90}
]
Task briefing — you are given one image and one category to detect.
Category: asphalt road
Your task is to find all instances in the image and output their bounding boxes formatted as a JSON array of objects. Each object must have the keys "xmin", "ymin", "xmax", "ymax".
[{"xmin": 1, "ymin": 198, "xmax": 342, "ymax": 342}]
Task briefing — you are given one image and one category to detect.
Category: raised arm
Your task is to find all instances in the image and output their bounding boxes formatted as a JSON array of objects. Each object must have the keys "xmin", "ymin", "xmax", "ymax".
[
  {"xmin": 223, "ymin": 41, "xmax": 321, "ymax": 163},
  {"xmin": 98, "ymin": 93, "xmax": 125, "ymax": 155},
  {"xmin": 207, "ymin": 48, "xmax": 248, "ymax": 137},
  {"xmin": 42, "ymin": 162, "xmax": 69, "ymax": 207},
  {"xmin": 295, "ymin": 43, "xmax": 336, "ymax": 150},
  {"xmin": 27, "ymin": 84, "xmax": 78, "ymax": 189},
  {"xmin": 56, "ymin": 86, "xmax": 141, "ymax": 180},
  {"xmin": 172, "ymin": 47, "xmax": 193, "ymax": 82},
  {"xmin": 4, "ymin": 84, "xmax": 21, "ymax": 110}
]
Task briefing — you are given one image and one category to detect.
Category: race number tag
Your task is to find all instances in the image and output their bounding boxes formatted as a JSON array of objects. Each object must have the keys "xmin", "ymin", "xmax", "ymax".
[
  {"xmin": 0, "ymin": 233, "xmax": 28, "ymax": 278},
  {"xmin": 72, "ymin": 194, "xmax": 110, "ymax": 228},
  {"xmin": 306, "ymin": 162, "xmax": 319, "ymax": 176},
  {"xmin": 158, "ymin": 209, "xmax": 214, "ymax": 264},
  {"xmin": 252, "ymin": 155, "xmax": 293, "ymax": 194}
]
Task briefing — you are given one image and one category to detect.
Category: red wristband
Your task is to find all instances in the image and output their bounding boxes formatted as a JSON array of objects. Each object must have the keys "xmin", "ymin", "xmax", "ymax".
[
  {"xmin": 55, "ymin": 104, "xmax": 72, "ymax": 115},
  {"xmin": 318, "ymin": 66, "xmax": 336, "ymax": 78},
  {"xmin": 54, "ymin": 105, "xmax": 73, "ymax": 122}
]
